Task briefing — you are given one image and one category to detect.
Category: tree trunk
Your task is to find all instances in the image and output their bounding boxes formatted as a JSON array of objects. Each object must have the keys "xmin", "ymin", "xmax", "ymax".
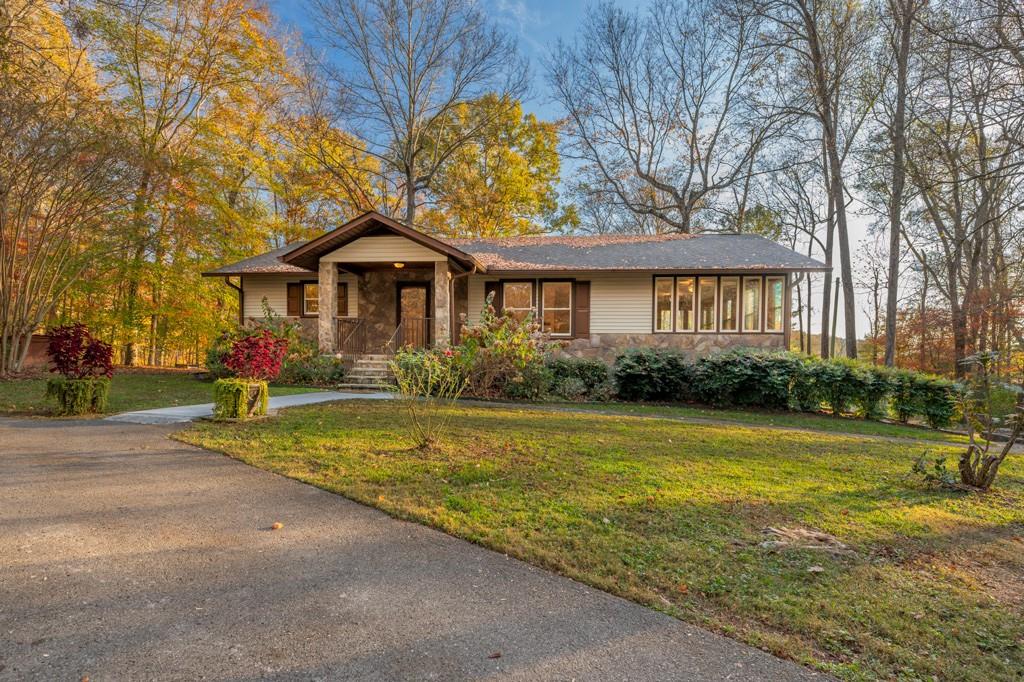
[{"xmin": 884, "ymin": 0, "xmax": 913, "ymax": 367}]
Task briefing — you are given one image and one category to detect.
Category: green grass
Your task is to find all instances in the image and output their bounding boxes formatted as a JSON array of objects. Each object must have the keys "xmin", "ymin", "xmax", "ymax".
[
  {"xmin": 180, "ymin": 400, "xmax": 1024, "ymax": 681},
  {"xmin": 560, "ymin": 401, "xmax": 970, "ymax": 444},
  {"xmin": 0, "ymin": 371, "xmax": 320, "ymax": 416}
]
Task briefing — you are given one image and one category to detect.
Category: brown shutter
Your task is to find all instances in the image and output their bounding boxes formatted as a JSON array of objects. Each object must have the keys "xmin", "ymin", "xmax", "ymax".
[
  {"xmin": 484, "ymin": 281, "xmax": 501, "ymax": 311},
  {"xmin": 573, "ymin": 281, "xmax": 590, "ymax": 338},
  {"xmin": 337, "ymin": 282, "xmax": 348, "ymax": 317},
  {"xmin": 286, "ymin": 282, "xmax": 301, "ymax": 316}
]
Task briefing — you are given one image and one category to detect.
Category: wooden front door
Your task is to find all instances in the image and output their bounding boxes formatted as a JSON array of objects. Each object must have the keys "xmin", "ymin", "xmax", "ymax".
[{"xmin": 397, "ymin": 283, "xmax": 430, "ymax": 348}]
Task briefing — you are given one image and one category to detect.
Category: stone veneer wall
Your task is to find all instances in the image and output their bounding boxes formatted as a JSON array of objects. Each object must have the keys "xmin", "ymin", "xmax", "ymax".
[
  {"xmin": 561, "ymin": 332, "xmax": 786, "ymax": 361},
  {"xmin": 359, "ymin": 267, "xmax": 434, "ymax": 352}
]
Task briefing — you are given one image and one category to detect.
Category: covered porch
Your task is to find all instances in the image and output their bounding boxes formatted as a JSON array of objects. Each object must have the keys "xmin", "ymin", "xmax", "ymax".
[{"xmin": 278, "ymin": 213, "xmax": 478, "ymax": 356}]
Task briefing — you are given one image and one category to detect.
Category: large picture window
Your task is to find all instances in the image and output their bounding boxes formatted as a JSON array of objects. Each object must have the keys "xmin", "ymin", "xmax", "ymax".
[
  {"xmin": 655, "ymin": 277, "xmax": 674, "ymax": 332},
  {"xmin": 303, "ymin": 283, "xmax": 319, "ymax": 315},
  {"xmin": 502, "ymin": 281, "xmax": 535, "ymax": 322},
  {"xmin": 765, "ymin": 276, "xmax": 785, "ymax": 332},
  {"xmin": 542, "ymin": 281, "xmax": 572, "ymax": 336},
  {"xmin": 698, "ymin": 277, "xmax": 717, "ymax": 331},
  {"xmin": 719, "ymin": 277, "xmax": 739, "ymax": 332},
  {"xmin": 742, "ymin": 277, "xmax": 761, "ymax": 332},
  {"xmin": 676, "ymin": 277, "xmax": 695, "ymax": 331}
]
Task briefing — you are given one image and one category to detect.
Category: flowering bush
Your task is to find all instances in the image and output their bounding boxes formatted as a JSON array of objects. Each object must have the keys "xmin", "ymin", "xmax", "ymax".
[
  {"xmin": 224, "ymin": 330, "xmax": 289, "ymax": 381},
  {"xmin": 46, "ymin": 323, "xmax": 113, "ymax": 379},
  {"xmin": 459, "ymin": 294, "xmax": 559, "ymax": 399}
]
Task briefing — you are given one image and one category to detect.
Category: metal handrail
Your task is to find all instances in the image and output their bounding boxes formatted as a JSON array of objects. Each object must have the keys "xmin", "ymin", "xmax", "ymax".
[
  {"xmin": 337, "ymin": 317, "xmax": 365, "ymax": 354},
  {"xmin": 385, "ymin": 317, "xmax": 432, "ymax": 353}
]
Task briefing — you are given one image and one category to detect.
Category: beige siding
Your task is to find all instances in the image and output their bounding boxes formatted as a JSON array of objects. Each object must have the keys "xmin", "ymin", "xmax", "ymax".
[
  {"xmin": 321, "ymin": 236, "xmax": 446, "ymax": 263},
  {"xmin": 241, "ymin": 273, "xmax": 358, "ymax": 318},
  {"xmin": 466, "ymin": 273, "xmax": 653, "ymax": 334}
]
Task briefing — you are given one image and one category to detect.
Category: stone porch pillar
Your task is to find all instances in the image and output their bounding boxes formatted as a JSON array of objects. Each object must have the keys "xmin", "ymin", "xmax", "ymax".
[
  {"xmin": 318, "ymin": 261, "xmax": 337, "ymax": 353},
  {"xmin": 433, "ymin": 260, "xmax": 451, "ymax": 347}
]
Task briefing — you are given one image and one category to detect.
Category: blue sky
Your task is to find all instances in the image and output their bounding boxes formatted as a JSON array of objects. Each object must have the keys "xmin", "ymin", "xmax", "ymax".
[{"xmin": 270, "ymin": 0, "xmax": 613, "ymax": 119}]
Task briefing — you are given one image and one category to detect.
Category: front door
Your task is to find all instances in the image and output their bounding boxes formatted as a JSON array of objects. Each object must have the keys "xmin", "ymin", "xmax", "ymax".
[{"xmin": 397, "ymin": 283, "xmax": 430, "ymax": 348}]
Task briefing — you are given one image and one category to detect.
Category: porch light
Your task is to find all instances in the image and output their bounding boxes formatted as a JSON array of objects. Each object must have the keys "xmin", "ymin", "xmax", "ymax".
[{"xmin": 393, "ymin": 262, "xmax": 405, "ymax": 269}]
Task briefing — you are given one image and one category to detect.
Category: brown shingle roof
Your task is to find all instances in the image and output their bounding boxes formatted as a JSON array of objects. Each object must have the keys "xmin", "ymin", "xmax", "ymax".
[{"xmin": 202, "ymin": 242, "xmax": 313, "ymax": 276}]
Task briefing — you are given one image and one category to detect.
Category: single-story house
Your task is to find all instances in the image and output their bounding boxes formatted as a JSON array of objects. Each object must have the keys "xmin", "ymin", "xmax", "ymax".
[{"xmin": 204, "ymin": 211, "xmax": 828, "ymax": 360}]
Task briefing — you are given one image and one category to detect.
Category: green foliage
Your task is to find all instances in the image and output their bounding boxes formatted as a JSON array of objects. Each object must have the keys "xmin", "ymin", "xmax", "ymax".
[
  {"xmin": 459, "ymin": 296, "xmax": 559, "ymax": 400},
  {"xmin": 546, "ymin": 357, "xmax": 614, "ymax": 401},
  {"xmin": 889, "ymin": 369, "xmax": 958, "ymax": 428},
  {"xmin": 390, "ymin": 347, "xmax": 471, "ymax": 448},
  {"xmin": 690, "ymin": 349, "xmax": 803, "ymax": 409},
  {"xmin": 44, "ymin": 376, "xmax": 110, "ymax": 415},
  {"xmin": 613, "ymin": 348, "xmax": 692, "ymax": 402},
  {"xmin": 278, "ymin": 355, "xmax": 347, "ymax": 386},
  {"xmin": 212, "ymin": 378, "xmax": 268, "ymax": 420},
  {"xmin": 911, "ymin": 452, "xmax": 957, "ymax": 486}
]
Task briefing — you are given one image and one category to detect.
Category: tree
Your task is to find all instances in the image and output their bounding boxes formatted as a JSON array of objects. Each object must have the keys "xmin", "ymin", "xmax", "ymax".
[
  {"xmin": 78, "ymin": 0, "xmax": 283, "ymax": 365},
  {"xmin": 308, "ymin": 0, "xmax": 527, "ymax": 225},
  {"xmin": 424, "ymin": 95, "xmax": 574, "ymax": 237},
  {"xmin": 547, "ymin": 0, "xmax": 793, "ymax": 233},
  {"xmin": 0, "ymin": 1, "xmax": 133, "ymax": 374}
]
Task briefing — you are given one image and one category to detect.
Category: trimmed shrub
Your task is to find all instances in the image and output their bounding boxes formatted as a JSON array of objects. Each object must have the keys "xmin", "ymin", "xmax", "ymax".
[
  {"xmin": 213, "ymin": 378, "xmax": 269, "ymax": 419},
  {"xmin": 889, "ymin": 370, "xmax": 958, "ymax": 427},
  {"xmin": 278, "ymin": 355, "xmax": 347, "ymax": 386},
  {"xmin": 690, "ymin": 349, "xmax": 804, "ymax": 409},
  {"xmin": 546, "ymin": 357, "xmax": 614, "ymax": 401},
  {"xmin": 45, "ymin": 376, "xmax": 110, "ymax": 415},
  {"xmin": 613, "ymin": 348, "xmax": 692, "ymax": 401}
]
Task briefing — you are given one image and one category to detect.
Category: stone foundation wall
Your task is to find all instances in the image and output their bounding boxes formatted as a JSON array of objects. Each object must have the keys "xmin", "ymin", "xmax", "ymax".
[{"xmin": 560, "ymin": 333, "xmax": 786, "ymax": 361}]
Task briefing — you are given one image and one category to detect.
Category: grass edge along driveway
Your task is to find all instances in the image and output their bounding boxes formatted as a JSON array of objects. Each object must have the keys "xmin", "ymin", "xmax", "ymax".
[{"xmin": 179, "ymin": 399, "xmax": 1024, "ymax": 682}]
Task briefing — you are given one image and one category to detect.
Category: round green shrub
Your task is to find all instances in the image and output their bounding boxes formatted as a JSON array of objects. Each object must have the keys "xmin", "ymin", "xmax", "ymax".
[{"xmin": 45, "ymin": 376, "xmax": 110, "ymax": 415}]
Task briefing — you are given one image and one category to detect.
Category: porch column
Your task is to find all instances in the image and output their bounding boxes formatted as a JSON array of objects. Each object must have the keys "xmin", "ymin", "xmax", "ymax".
[
  {"xmin": 433, "ymin": 260, "xmax": 451, "ymax": 347},
  {"xmin": 318, "ymin": 261, "xmax": 337, "ymax": 353}
]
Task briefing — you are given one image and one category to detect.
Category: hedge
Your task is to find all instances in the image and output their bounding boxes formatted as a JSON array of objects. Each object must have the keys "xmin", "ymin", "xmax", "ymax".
[
  {"xmin": 546, "ymin": 357, "xmax": 614, "ymax": 401},
  {"xmin": 612, "ymin": 348, "xmax": 959, "ymax": 427},
  {"xmin": 45, "ymin": 376, "xmax": 110, "ymax": 415}
]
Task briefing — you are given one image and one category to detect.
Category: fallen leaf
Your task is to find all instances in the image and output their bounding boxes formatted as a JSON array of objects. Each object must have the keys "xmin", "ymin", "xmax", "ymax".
[
  {"xmin": 677, "ymin": 583, "xmax": 689, "ymax": 594},
  {"xmin": 807, "ymin": 565, "xmax": 824, "ymax": 573},
  {"xmin": 488, "ymin": 652, "xmax": 502, "ymax": 659},
  {"xmin": 271, "ymin": 522, "xmax": 284, "ymax": 531}
]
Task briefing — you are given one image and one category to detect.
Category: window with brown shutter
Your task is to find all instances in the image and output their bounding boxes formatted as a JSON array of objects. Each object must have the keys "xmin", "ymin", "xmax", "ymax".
[
  {"xmin": 337, "ymin": 282, "xmax": 348, "ymax": 317},
  {"xmin": 573, "ymin": 281, "xmax": 590, "ymax": 338},
  {"xmin": 286, "ymin": 282, "xmax": 301, "ymax": 316}
]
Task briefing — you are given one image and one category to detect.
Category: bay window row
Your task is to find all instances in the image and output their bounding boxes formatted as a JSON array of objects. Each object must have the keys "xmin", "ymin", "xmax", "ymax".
[{"xmin": 654, "ymin": 275, "xmax": 785, "ymax": 334}]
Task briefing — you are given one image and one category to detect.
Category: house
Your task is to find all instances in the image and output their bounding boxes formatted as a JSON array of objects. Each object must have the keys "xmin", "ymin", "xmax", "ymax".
[{"xmin": 204, "ymin": 211, "xmax": 828, "ymax": 360}]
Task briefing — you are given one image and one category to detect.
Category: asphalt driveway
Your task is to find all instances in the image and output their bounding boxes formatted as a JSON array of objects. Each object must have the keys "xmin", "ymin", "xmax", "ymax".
[{"xmin": 0, "ymin": 417, "xmax": 826, "ymax": 681}]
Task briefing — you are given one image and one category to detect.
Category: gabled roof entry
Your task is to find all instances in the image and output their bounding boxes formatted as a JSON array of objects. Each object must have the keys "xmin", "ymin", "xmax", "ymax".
[{"xmin": 279, "ymin": 211, "xmax": 481, "ymax": 271}]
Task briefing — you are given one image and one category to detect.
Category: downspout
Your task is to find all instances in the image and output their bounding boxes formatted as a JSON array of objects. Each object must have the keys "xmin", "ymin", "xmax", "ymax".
[
  {"xmin": 449, "ymin": 265, "xmax": 478, "ymax": 345},
  {"xmin": 224, "ymin": 276, "xmax": 243, "ymax": 326}
]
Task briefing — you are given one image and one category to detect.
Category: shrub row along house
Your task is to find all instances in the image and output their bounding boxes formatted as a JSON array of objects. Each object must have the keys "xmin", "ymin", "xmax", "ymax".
[{"xmin": 205, "ymin": 211, "xmax": 828, "ymax": 360}]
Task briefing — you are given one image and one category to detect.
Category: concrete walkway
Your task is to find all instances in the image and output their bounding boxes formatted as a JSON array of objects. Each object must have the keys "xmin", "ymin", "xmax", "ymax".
[
  {"xmin": 105, "ymin": 390, "xmax": 393, "ymax": 424},
  {"xmin": 0, "ymin": 417, "xmax": 828, "ymax": 681}
]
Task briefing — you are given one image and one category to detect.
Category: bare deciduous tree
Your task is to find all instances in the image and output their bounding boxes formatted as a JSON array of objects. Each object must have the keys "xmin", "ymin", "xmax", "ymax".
[
  {"xmin": 546, "ymin": 0, "xmax": 793, "ymax": 234},
  {"xmin": 309, "ymin": 0, "xmax": 527, "ymax": 225}
]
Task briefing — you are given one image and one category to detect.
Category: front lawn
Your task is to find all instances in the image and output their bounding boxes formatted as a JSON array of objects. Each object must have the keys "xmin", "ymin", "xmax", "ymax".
[
  {"xmin": 180, "ymin": 400, "xmax": 1024, "ymax": 681},
  {"xmin": 0, "ymin": 370, "xmax": 320, "ymax": 416}
]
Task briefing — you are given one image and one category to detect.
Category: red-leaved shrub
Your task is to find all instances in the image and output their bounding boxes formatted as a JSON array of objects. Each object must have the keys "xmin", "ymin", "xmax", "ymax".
[
  {"xmin": 224, "ymin": 330, "xmax": 288, "ymax": 381},
  {"xmin": 46, "ymin": 324, "xmax": 114, "ymax": 379}
]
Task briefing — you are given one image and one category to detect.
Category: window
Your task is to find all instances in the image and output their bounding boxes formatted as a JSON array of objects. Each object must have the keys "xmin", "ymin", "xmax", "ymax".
[
  {"xmin": 719, "ymin": 277, "xmax": 739, "ymax": 332},
  {"xmin": 698, "ymin": 277, "xmax": 717, "ymax": 331},
  {"xmin": 676, "ymin": 277, "xmax": 695, "ymax": 331},
  {"xmin": 742, "ymin": 277, "xmax": 761, "ymax": 332},
  {"xmin": 655, "ymin": 277, "xmax": 674, "ymax": 332},
  {"xmin": 303, "ymin": 283, "xmax": 319, "ymax": 315},
  {"xmin": 542, "ymin": 281, "xmax": 572, "ymax": 336},
  {"xmin": 765, "ymin": 276, "xmax": 785, "ymax": 332},
  {"xmin": 502, "ymin": 281, "xmax": 534, "ymax": 322}
]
